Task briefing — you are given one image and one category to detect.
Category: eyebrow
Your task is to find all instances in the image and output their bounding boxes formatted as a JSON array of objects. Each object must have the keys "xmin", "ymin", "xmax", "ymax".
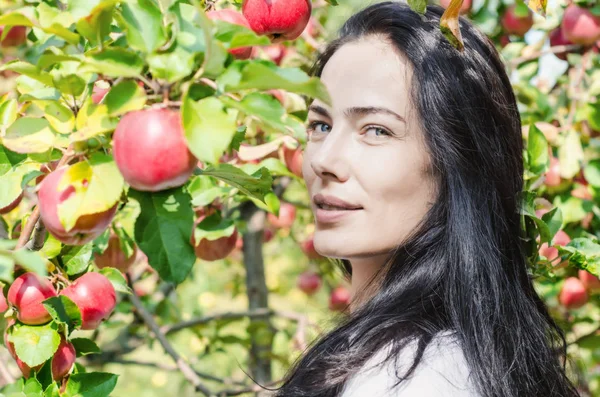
[{"xmin": 308, "ymin": 105, "xmax": 406, "ymax": 124}]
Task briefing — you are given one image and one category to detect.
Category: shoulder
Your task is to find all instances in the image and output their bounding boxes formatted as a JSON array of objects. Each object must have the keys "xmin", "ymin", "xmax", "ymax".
[{"xmin": 341, "ymin": 331, "xmax": 480, "ymax": 397}]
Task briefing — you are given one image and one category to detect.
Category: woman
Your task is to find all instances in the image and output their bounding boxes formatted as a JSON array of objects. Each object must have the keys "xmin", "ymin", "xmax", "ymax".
[{"xmin": 270, "ymin": 2, "xmax": 581, "ymax": 397}]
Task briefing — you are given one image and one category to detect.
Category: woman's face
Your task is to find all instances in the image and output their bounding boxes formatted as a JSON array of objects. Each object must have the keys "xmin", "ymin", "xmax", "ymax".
[{"xmin": 303, "ymin": 35, "xmax": 438, "ymax": 263}]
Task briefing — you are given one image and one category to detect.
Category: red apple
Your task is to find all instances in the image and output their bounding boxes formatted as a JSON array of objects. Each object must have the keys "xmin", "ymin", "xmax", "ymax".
[
  {"xmin": 0, "ymin": 26, "xmax": 27, "ymax": 47},
  {"xmin": 501, "ymin": 4, "xmax": 534, "ymax": 37},
  {"xmin": 91, "ymin": 80, "xmax": 110, "ymax": 104},
  {"xmin": 94, "ymin": 232, "xmax": 138, "ymax": 272},
  {"xmin": 282, "ymin": 144, "xmax": 303, "ymax": 178},
  {"xmin": 113, "ymin": 108, "xmax": 198, "ymax": 192},
  {"xmin": 60, "ymin": 272, "xmax": 116, "ymax": 330},
  {"xmin": 559, "ymin": 277, "xmax": 588, "ymax": 309},
  {"xmin": 208, "ymin": 9, "xmax": 254, "ymax": 59},
  {"xmin": 545, "ymin": 157, "xmax": 561, "ymax": 186},
  {"xmin": 554, "ymin": 230, "xmax": 571, "ymax": 246},
  {"xmin": 192, "ymin": 228, "xmax": 238, "ymax": 261},
  {"xmin": 549, "ymin": 27, "xmax": 576, "ymax": 61},
  {"xmin": 0, "ymin": 289, "xmax": 7, "ymax": 313},
  {"xmin": 579, "ymin": 269, "xmax": 600, "ymax": 291},
  {"xmin": 263, "ymin": 43, "xmax": 287, "ymax": 65},
  {"xmin": 300, "ymin": 235, "xmax": 322, "ymax": 260},
  {"xmin": 38, "ymin": 166, "xmax": 118, "ymax": 245},
  {"xmin": 7, "ymin": 273, "xmax": 57, "ymax": 325},
  {"xmin": 539, "ymin": 243, "xmax": 559, "ymax": 262},
  {"xmin": 242, "ymin": 0, "xmax": 312, "ymax": 42},
  {"xmin": 561, "ymin": 4, "xmax": 600, "ymax": 46},
  {"xmin": 51, "ymin": 337, "xmax": 76, "ymax": 381},
  {"xmin": 263, "ymin": 227, "xmax": 274, "ymax": 243},
  {"xmin": 267, "ymin": 202, "xmax": 296, "ymax": 229},
  {"xmin": 329, "ymin": 286, "xmax": 351, "ymax": 312},
  {"xmin": 440, "ymin": 0, "xmax": 472, "ymax": 15},
  {"xmin": 297, "ymin": 271, "xmax": 321, "ymax": 295},
  {"xmin": 0, "ymin": 192, "xmax": 23, "ymax": 215}
]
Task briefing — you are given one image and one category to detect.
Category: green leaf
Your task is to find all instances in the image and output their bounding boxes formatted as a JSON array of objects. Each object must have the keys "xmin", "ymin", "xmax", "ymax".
[
  {"xmin": 10, "ymin": 322, "xmax": 60, "ymax": 367},
  {"xmin": 558, "ymin": 130, "xmax": 583, "ymax": 179},
  {"xmin": 70, "ymin": 338, "xmax": 100, "ymax": 357},
  {"xmin": 0, "ymin": 99, "xmax": 18, "ymax": 128},
  {"xmin": 188, "ymin": 175, "xmax": 231, "ymax": 207},
  {"xmin": 79, "ymin": 48, "xmax": 144, "ymax": 78},
  {"xmin": 0, "ymin": 12, "xmax": 34, "ymax": 27},
  {"xmin": 191, "ymin": 0, "xmax": 228, "ymax": 77},
  {"xmin": 61, "ymin": 244, "xmax": 93, "ymax": 276},
  {"xmin": 56, "ymin": 153, "xmax": 124, "ymax": 232},
  {"xmin": 129, "ymin": 187, "xmax": 196, "ymax": 284},
  {"xmin": 23, "ymin": 378, "xmax": 43, "ymax": 397},
  {"xmin": 36, "ymin": 2, "xmax": 80, "ymax": 44},
  {"xmin": 0, "ymin": 253, "xmax": 16, "ymax": 283},
  {"xmin": 44, "ymin": 382, "xmax": 61, "ymax": 397},
  {"xmin": 74, "ymin": 1, "xmax": 118, "ymax": 46},
  {"xmin": 104, "ymin": 80, "xmax": 147, "ymax": 116},
  {"xmin": 0, "ymin": 146, "xmax": 26, "ymax": 176},
  {"xmin": 64, "ymin": 372, "xmax": 118, "ymax": 397},
  {"xmin": 71, "ymin": 99, "xmax": 119, "ymax": 142},
  {"xmin": 194, "ymin": 211, "xmax": 236, "ymax": 241},
  {"xmin": 0, "ymin": 167, "xmax": 24, "ymax": 211},
  {"xmin": 407, "ymin": 0, "xmax": 427, "ymax": 14},
  {"xmin": 240, "ymin": 157, "xmax": 295, "ymax": 178},
  {"xmin": 182, "ymin": 96, "xmax": 238, "ymax": 164},
  {"xmin": 0, "ymin": 61, "xmax": 54, "ymax": 87},
  {"xmin": 200, "ymin": 163, "xmax": 272, "ymax": 203},
  {"xmin": 217, "ymin": 60, "xmax": 331, "ymax": 105},
  {"xmin": 526, "ymin": 122, "xmax": 548, "ymax": 176},
  {"xmin": 42, "ymin": 296, "xmax": 82, "ymax": 333},
  {"xmin": 147, "ymin": 46, "xmax": 196, "ymax": 83},
  {"xmin": 36, "ymin": 100, "xmax": 75, "ymax": 134},
  {"xmin": 212, "ymin": 19, "xmax": 270, "ymax": 49},
  {"xmin": 560, "ymin": 237, "xmax": 600, "ymax": 276},
  {"xmin": 98, "ymin": 267, "xmax": 132, "ymax": 294},
  {"xmin": 3, "ymin": 118, "xmax": 57, "ymax": 154},
  {"xmin": 118, "ymin": 0, "xmax": 166, "ymax": 53},
  {"xmin": 52, "ymin": 74, "xmax": 86, "ymax": 97},
  {"xmin": 221, "ymin": 93, "xmax": 305, "ymax": 138},
  {"xmin": 172, "ymin": 3, "xmax": 206, "ymax": 53},
  {"xmin": 542, "ymin": 207, "xmax": 563, "ymax": 243},
  {"xmin": 19, "ymin": 88, "xmax": 62, "ymax": 102},
  {"xmin": 584, "ymin": 159, "xmax": 600, "ymax": 187},
  {"xmin": 11, "ymin": 249, "xmax": 48, "ymax": 277}
]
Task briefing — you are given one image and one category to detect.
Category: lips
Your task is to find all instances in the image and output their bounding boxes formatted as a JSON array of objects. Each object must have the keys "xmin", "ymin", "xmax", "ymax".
[{"xmin": 313, "ymin": 194, "xmax": 363, "ymax": 210}]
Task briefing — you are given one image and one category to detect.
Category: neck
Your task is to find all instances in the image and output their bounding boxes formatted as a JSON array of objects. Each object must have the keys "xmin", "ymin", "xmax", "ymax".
[{"xmin": 349, "ymin": 253, "xmax": 390, "ymax": 311}]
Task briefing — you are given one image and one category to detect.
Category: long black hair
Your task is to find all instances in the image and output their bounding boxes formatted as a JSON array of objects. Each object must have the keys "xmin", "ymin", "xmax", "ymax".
[{"xmin": 270, "ymin": 2, "xmax": 581, "ymax": 396}]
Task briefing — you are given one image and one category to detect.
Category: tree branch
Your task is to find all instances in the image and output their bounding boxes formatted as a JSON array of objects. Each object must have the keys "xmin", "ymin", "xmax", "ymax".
[{"xmin": 127, "ymin": 291, "xmax": 213, "ymax": 396}]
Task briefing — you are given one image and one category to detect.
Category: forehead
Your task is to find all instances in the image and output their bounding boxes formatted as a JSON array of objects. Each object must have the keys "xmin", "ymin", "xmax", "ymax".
[{"xmin": 318, "ymin": 35, "xmax": 412, "ymax": 115}]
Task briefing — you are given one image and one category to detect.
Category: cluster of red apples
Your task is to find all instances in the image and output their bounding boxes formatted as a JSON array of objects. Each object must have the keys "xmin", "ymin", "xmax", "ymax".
[
  {"xmin": 1, "ymin": 272, "xmax": 116, "ymax": 380},
  {"xmin": 16, "ymin": 0, "xmax": 313, "ymax": 263}
]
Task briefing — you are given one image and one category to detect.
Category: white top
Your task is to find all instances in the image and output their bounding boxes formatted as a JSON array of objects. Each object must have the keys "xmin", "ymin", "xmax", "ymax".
[{"xmin": 341, "ymin": 331, "xmax": 480, "ymax": 396}]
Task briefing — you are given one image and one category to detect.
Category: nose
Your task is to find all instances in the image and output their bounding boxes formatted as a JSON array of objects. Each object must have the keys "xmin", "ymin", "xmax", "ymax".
[{"xmin": 309, "ymin": 125, "xmax": 351, "ymax": 183}]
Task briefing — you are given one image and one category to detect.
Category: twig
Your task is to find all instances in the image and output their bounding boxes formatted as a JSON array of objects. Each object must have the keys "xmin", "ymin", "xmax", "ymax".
[
  {"xmin": 15, "ymin": 207, "xmax": 40, "ymax": 250},
  {"xmin": 128, "ymin": 291, "xmax": 213, "ymax": 396},
  {"xmin": 24, "ymin": 221, "xmax": 46, "ymax": 251},
  {"xmin": 160, "ymin": 308, "xmax": 273, "ymax": 335},
  {"xmin": 105, "ymin": 358, "xmax": 249, "ymax": 387}
]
